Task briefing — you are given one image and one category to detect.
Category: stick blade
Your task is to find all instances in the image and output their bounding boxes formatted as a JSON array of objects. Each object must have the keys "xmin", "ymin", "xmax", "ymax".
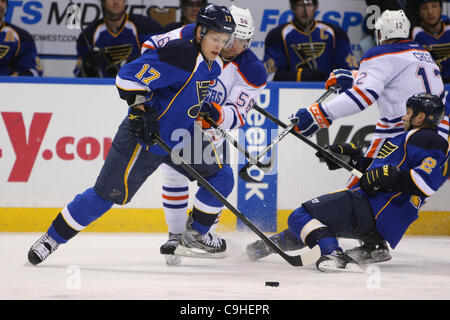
[{"xmin": 282, "ymin": 245, "xmax": 321, "ymax": 267}]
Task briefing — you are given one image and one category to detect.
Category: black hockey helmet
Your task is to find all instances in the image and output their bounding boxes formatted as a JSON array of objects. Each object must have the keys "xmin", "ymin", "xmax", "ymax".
[
  {"xmin": 196, "ymin": 4, "xmax": 236, "ymax": 36},
  {"xmin": 406, "ymin": 93, "xmax": 445, "ymax": 127}
]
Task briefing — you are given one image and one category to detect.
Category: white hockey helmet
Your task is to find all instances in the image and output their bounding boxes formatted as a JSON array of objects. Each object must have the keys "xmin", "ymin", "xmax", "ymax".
[
  {"xmin": 227, "ymin": 4, "xmax": 255, "ymax": 48},
  {"xmin": 374, "ymin": 10, "xmax": 410, "ymax": 44}
]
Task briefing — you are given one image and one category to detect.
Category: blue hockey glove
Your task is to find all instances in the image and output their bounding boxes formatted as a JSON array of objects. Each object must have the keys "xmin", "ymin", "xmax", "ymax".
[
  {"xmin": 289, "ymin": 103, "xmax": 332, "ymax": 137},
  {"xmin": 325, "ymin": 69, "xmax": 358, "ymax": 94},
  {"xmin": 359, "ymin": 164, "xmax": 400, "ymax": 197},
  {"xmin": 128, "ymin": 107, "xmax": 159, "ymax": 145}
]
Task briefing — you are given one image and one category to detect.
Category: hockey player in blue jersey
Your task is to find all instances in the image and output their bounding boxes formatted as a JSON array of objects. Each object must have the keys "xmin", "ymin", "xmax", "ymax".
[
  {"xmin": 142, "ymin": 5, "xmax": 267, "ymax": 262},
  {"xmin": 247, "ymin": 93, "xmax": 448, "ymax": 272},
  {"xmin": 74, "ymin": 0, "xmax": 163, "ymax": 78},
  {"xmin": 0, "ymin": 0, "xmax": 42, "ymax": 76},
  {"xmin": 412, "ymin": 0, "xmax": 450, "ymax": 83},
  {"xmin": 263, "ymin": 0, "xmax": 358, "ymax": 82},
  {"xmin": 27, "ymin": 4, "xmax": 237, "ymax": 265}
]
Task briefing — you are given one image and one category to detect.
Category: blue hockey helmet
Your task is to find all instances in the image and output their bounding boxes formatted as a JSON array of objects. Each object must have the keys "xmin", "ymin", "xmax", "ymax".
[
  {"xmin": 196, "ymin": 4, "xmax": 236, "ymax": 36},
  {"xmin": 406, "ymin": 93, "xmax": 445, "ymax": 127}
]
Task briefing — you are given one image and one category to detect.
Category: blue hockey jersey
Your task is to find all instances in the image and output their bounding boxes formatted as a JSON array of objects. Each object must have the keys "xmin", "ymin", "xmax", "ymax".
[
  {"xmin": 75, "ymin": 14, "xmax": 163, "ymax": 77},
  {"xmin": 412, "ymin": 22, "xmax": 450, "ymax": 82},
  {"xmin": 354, "ymin": 128, "xmax": 449, "ymax": 249},
  {"xmin": 263, "ymin": 20, "xmax": 358, "ymax": 82},
  {"xmin": 116, "ymin": 39, "xmax": 222, "ymax": 155},
  {"xmin": 0, "ymin": 21, "xmax": 42, "ymax": 76}
]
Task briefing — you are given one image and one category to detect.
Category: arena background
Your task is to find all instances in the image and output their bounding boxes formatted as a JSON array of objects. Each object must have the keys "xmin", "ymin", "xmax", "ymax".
[{"xmin": 0, "ymin": 0, "xmax": 449, "ymax": 236}]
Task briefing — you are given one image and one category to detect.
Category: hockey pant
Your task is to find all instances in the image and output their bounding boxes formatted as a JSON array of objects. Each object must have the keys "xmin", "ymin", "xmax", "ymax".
[
  {"xmin": 287, "ymin": 190, "xmax": 382, "ymax": 255},
  {"xmin": 47, "ymin": 117, "xmax": 234, "ymax": 244}
]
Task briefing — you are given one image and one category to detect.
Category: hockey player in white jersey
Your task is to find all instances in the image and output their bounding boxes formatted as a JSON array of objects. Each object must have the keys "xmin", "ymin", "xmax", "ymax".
[
  {"xmin": 292, "ymin": 9, "xmax": 447, "ymax": 177},
  {"xmin": 284, "ymin": 9, "xmax": 448, "ymax": 263},
  {"xmin": 142, "ymin": 5, "xmax": 267, "ymax": 262}
]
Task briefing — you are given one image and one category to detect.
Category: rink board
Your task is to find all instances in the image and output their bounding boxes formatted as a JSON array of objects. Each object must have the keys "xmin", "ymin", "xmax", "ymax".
[{"xmin": 0, "ymin": 78, "xmax": 449, "ymax": 235}]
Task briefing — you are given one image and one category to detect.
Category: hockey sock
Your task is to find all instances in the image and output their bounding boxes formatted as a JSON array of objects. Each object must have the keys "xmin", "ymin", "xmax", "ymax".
[
  {"xmin": 287, "ymin": 205, "xmax": 341, "ymax": 255},
  {"xmin": 191, "ymin": 207, "xmax": 219, "ymax": 235},
  {"xmin": 270, "ymin": 229, "xmax": 304, "ymax": 251},
  {"xmin": 47, "ymin": 187, "xmax": 113, "ymax": 244},
  {"xmin": 161, "ymin": 164, "xmax": 189, "ymax": 234},
  {"xmin": 194, "ymin": 165, "xmax": 234, "ymax": 209},
  {"xmin": 190, "ymin": 165, "xmax": 234, "ymax": 234},
  {"xmin": 162, "ymin": 185, "xmax": 189, "ymax": 234}
]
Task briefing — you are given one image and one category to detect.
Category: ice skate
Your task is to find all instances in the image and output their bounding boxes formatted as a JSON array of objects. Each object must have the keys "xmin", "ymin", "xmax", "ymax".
[
  {"xmin": 316, "ymin": 250, "xmax": 363, "ymax": 273},
  {"xmin": 345, "ymin": 240, "xmax": 392, "ymax": 264},
  {"xmin": 175, "ymin": 214, "xmax": 227, "ymax": 259},
  {"xmin": 246, "ymin": 229, "xmax": 305, "ymax": 261},
  {"xmin": 27, "ymin": 233, "xmax": 60, "ymax": 265},
  {"xmin": 160, "ymin": 233, "xmax": 182, "ymax": 266}
]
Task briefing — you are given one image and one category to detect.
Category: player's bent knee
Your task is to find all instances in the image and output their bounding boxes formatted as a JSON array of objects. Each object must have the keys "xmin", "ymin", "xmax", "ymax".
[{"xmin": 206, "ymin": 165, "xmax": 235, "ymax": 197}]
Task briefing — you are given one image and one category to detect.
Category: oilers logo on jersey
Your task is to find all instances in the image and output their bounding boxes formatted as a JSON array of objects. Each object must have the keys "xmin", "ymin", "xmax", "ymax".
[{"xmin": 205, "ymin": 78, "xmax": 227, "ymax": 105}]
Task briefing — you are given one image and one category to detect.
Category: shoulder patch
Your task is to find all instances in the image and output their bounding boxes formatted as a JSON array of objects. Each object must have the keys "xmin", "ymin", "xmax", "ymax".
[
  {"xmin": 318, "ymin": 21, "xmax": 350, "ymax": 41},
  {"xmin": 265, "ymin": 23, "xmax": 290, "ymax": 47},
  {"xmin": 156, "ymin": 39, "xmax": 198, "ymax": 73},
  {"xmin": 5, "ymin": 22, "xmax": 34, "ymax": 42},
  {"xmin": 234, "ymin": 49, "xmax": 267, "ymax": 87},
  {"xmin": 361, "ymin": 41, "xmax": 426, "ymax": 61},
  {"xmin": 408, "ymin": 128, "xmax": 449, "ymax": 155}
]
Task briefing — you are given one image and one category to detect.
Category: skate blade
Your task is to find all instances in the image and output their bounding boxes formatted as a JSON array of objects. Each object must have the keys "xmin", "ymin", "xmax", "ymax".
[
  {"xmin": 349, "ymin": 253, "xmax": 392, "ymax": 265},
  {"xmin": 164, "ymin": 254, "xmax": 182, "ymax": 266},
  {"xmin": 318, "ymin": 261, "xmax": 364, "ymax": 273},
  {"xmin": 174, "ymin": 245, "xmax": 227, "ymax": 259}
]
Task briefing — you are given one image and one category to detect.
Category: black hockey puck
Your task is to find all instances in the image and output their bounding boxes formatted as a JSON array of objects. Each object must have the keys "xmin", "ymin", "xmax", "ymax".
[{"xmin": 265, "ymin": 281, "xmax": 279, "ymax": 287}]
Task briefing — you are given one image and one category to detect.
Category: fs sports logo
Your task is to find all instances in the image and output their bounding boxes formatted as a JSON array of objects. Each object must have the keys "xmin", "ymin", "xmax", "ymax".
[{"xmin": 0, "ymin": 112, "xmax": 112, "ymax": 182}]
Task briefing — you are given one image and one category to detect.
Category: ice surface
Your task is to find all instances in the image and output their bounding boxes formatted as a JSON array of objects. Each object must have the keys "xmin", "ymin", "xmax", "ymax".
[{"xmin": 1, "ymin": 233, "xmax": 449, "ymax": 300}]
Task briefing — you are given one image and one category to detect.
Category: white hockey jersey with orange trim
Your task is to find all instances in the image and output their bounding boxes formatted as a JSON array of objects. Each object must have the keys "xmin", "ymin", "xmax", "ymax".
[{"xmin": 321, "ymin": 40, "xmax": 447, "ymax": 142}]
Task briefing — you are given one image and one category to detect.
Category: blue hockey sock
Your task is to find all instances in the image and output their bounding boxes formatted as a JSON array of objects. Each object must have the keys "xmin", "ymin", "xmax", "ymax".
[
  {"xmin": 287, "ymin": 205, "xmax": 341, "ymax": 255},
  {"xmin": 191, "ymin": 207, "xmax": 218, "ymax": 235},
  {"xmin": 48, "ymin": 187, "xmax": 113, "ymax": 244}
]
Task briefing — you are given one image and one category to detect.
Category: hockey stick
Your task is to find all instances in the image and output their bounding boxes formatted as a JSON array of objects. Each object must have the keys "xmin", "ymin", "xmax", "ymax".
[
  {"xmin": 238, "ymin": 121, "xmax": 297, "ymax": 183},
  {"xmin": 152, "ymin": 133, "xmax": 321, "ymax": 267},
  {"xmin": 200, "ymin": 114, "xmax": 273, "ymax": 173},
  {"xmin": 253, "ymin": 104, "xmax": 363, "ymax": 179},
  {"xmin": 238, "ymin": 88, "xmax": 336, "ymax": 183}
]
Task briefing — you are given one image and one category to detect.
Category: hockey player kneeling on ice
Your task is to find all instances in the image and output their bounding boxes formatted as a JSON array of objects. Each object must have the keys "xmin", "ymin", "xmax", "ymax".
[
  {"xmin": 27, "ymin": 4, "xmax": 237, "ymax": 266},
  {"xmin": 247, "ymin": 93, "xmax": 448, "ymax": 272}
]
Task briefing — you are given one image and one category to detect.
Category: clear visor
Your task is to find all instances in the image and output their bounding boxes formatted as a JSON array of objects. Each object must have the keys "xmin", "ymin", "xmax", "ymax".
[{"xmin": 224, "ymin": 34, "xmax": 251, "ymax": 50}]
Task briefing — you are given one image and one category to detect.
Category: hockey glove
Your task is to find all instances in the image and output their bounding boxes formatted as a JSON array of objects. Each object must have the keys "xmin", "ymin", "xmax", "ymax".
[
  {"xmin": 325, "ymin": 69, "xmax": 358, "ymax": 94},
  {"xmin": 82, "ymin": 47, "xmax": 105, "ymax": 76},
  {"xmin": 315, "ymin": 142, "xmax": 362, "ymax": 170},
  {"xmin": 289, "ymin": 103, "xmax": 332, "ymax": 137},
  {"xmin": 199, "ymin": 101, "xmax": 224, "ymax": 128},
  {"xmin": 128, "ymin": 107, "xmax": 159, "ymax": 145},
  {"xmin": 359, "ymin": 164, "xmax": 400, "ymax": 197}
]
